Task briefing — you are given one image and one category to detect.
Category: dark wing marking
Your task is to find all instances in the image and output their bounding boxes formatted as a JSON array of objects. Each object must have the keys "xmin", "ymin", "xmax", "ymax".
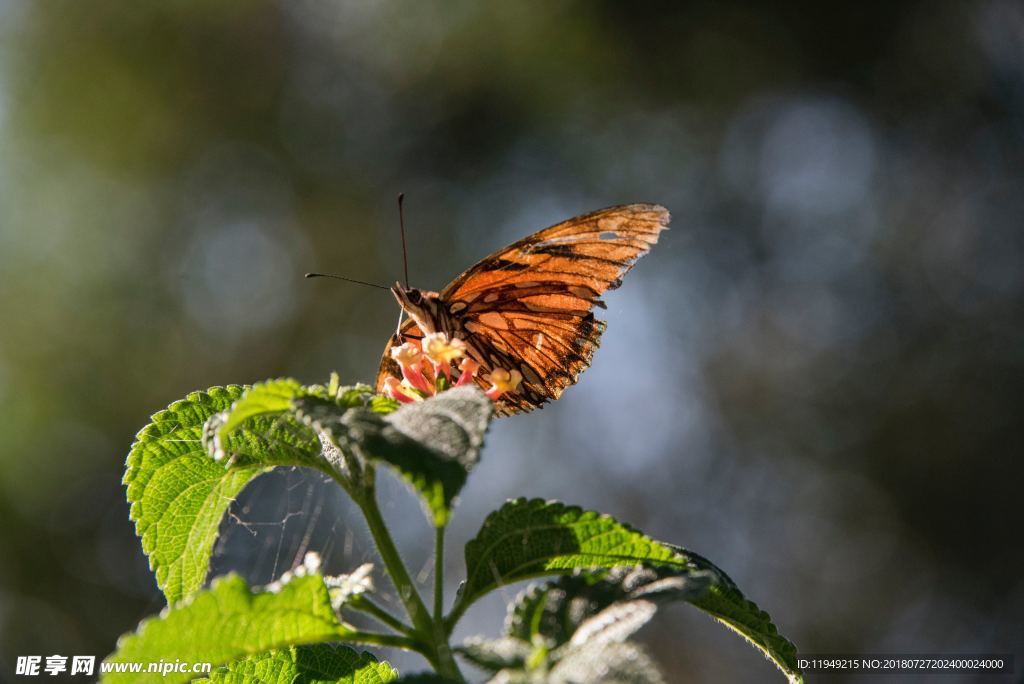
[
  {"xmin": 441, "ymin": 204, "xmax": 669, "ymax": 303},
  {"xmin": 441, "ymin": 204, "xmax": 668, "ymax": 415}
]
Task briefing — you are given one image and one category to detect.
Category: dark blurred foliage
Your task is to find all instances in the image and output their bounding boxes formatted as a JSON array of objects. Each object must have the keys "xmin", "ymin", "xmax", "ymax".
[{"xmin": 1, "ymin": 1, "xmax": 1022, "ymax": 681}]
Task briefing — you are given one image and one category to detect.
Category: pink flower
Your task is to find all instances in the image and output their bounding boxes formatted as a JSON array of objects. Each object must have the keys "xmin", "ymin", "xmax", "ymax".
[
  {"xmin": 381, "ymin": 333, "xmax": 522, "ymax": 407},
  {"xmin": 383, "ymin": 376, "xmax": 420, "ymax": 404},
  {"xmin": 391, "ymin": 342, "xmax": 433, "ymax": 394},
  {"xmin": 455, "ymin": 357, "xmax": 480, "ymax": 387}
]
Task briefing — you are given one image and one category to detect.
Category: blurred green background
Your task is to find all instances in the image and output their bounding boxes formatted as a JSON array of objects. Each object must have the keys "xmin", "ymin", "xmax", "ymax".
[{"xmin": 1, "ymin": 1, "xmax": 1022, "ymax": 681}]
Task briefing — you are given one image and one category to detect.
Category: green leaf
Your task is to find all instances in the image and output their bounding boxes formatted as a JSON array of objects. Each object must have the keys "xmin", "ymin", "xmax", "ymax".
[
  {"xmin": 205, "ymin": 379, "xmax": 397, "ymax": 481},
  {"xmin": 209, "ymin": 381, "xmax": 483, "ymax": 525},
  {"xmin": 470, "ymin": 639, "xmax": 665, "ymax": 684},
  {"xmin": 458, "ymin": 637, "xmax": 534, "ymax": 673},
  {"xmin": 546, "ymin": 641, "xmax": 665, "ymax": 684},
  {"xmin": 392, "ymin": 676, "xmax": 461, "ymax": 684},
  {"xmin": 505, "ymin": 566, "xmax": 712, "ymax": 649},
  {"xmin": 212, "ymin": 379, "xmax": 307, "ymax": 445},
  {"xmin": 665, "ymin": 546, "xmax": 803, "ymax": 684},
  {"xmin": 197, "ymin": 644, "xmax": 397, "ymax": 683},
  {"xmin": 204, "ymin": 379, "xmax": 330, "ymax": 470},
  {"xmin": 460, "ymin": 566, "xmax": 708, "ymax": 675},
  {"xmin": 338, "ymin": 383, "xmax": 400, "ymax": 415},
  {"xmin": 369, "ymin": 394, "xmax": 401, "ymax": 415},
  {"xmin": 565, "ymin": 601, "xmax": 659, "ymax": 648},
  {"xmin": 458, "ymin": 499, "xmax": 687, "ymax": 609},
  {"xmin": 456, "ymin": 499, "xmax": 802, "ymax": 683},
  {"xmin": 103, "ymin": 573, "xmax": 352, "ymax": 684},
  {"xmin": 307, "ymin": 387, "xmax": 493, "ymax": 526},
  {"xmin": 125, "ymin": 386, "xmax": 272, "ymax": 605}
]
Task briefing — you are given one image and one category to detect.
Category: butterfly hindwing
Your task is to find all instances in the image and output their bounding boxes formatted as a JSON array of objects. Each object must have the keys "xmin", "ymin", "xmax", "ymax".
[
  {"xmin": 376, "ymin": 204, "xmax": 669, "ymax": 416},
  {"xmin": 377, "ymin": 318, "xmax": 424, "ymax": 390}
]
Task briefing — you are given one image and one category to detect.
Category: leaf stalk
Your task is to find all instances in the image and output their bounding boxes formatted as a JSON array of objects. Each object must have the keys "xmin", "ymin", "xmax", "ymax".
[{"xmin": 344, "ymin": 468, "xmax": 465, "ymax": 682}]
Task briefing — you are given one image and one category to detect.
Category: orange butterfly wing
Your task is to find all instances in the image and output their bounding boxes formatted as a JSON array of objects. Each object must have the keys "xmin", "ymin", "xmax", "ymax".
[{"xmin": 376, "ymin": 203, "xmax": 669, "ymax": 415}]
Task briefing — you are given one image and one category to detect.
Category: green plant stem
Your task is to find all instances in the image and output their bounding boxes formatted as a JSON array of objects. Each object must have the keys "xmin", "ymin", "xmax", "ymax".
[
  {"xmin": 356, "ymin": 484, "xmax": 433, "ymax": 634},
  {"xmin": 434, "ymin": 526, "xmax": 445, "ymax": 622},
  {"xmin": 345, "ymin": 630, "xmax": 421, "ymax": 651},
  {"xmin": 353, "ymin": 471, "xmax": 464, "ymax": 682},
  {"xmin": 349, "ymin": 595, "xmax": 416, "ymax": 636},
  {"xmin": 444, "ymin": 597, "xmax": 469, "ymax": 635}
]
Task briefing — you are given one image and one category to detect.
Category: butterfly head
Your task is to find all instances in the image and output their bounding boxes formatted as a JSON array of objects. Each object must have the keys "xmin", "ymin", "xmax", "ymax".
[{"xmin": 391, "ymin": 282, "xmax": 442, "ymax": 332}]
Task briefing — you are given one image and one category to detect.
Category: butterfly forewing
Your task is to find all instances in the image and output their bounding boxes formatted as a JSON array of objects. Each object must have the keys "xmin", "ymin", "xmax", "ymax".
[{"xmin": 376, "ymin": 204, "xmax": 669, "ymax": 416}]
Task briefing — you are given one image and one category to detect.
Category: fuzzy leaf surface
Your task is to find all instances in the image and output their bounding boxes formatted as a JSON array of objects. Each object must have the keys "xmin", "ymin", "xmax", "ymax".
[
  {"xmin": 506, "ymin": 565, "xmax": 711, "ymax": 648},
  {"xmin": 458, "ymin": 499, "xmax": 802, "ymax": 682},
  {"xmin": 124, "ymin": 386, "xmax": 273, "ymax": 604},
  {"xmin": 203, "ymin": 379, "xmax": 329, "ymax": 469},
  {"xmin": 476, "ymin": 640, "xmax": 665, "ymax": 684},
  {"xmin": 197, "ymin": 644, "xmax": 397, "ymax": 683},
  {"xmin": 547, "ymin": 641, "xmax": 665, "ymax": 684},
  {"xmin": 212, "ymin": 379, "xmax": 307, "ymax": 443},
  {"xmin": 462, "ymin": 566, "xmax": 706, "ymax": 674},
  {"xmin": 666, "ymin": 546, "xmax": 803, "ymax": 682},
  {"xmin": 459, "ymin": 499, "xmax": 687, "ymax": 608},
  {"xmin": 103, "ymin": 574, "xmax": 350, "ymax": 683},
  {"xmin": 458, "ymin": 638, "xmax": 534, "ymax": 673},
  {"xmin": 307, "ymin": 387, "xmax": 493, "ymax": 526}
]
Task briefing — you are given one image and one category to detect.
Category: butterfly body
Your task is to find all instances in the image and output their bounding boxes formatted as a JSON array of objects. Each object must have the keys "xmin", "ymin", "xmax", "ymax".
[
  {"xmin": 390, "ymin": 285, "xmax": 448, "ymax": 337},
  {"xmin": 378, "ymin": 204, "xmax": 670, "ymax": 416}
]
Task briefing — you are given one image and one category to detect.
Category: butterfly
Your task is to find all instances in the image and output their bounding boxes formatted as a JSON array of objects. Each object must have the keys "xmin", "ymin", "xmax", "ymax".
[{"xmin": 376, "ymin": 203, "xmax": 669, "ymax": 416}]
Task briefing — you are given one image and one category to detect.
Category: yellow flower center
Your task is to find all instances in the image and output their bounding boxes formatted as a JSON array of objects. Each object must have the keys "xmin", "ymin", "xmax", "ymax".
[
  {"xmin": 423, "ymin": 332, "xmax": 467, "ymax": 364},
  {"xmin": 486, "ymin": 368, "xmax": 522, "ymax": 394}
]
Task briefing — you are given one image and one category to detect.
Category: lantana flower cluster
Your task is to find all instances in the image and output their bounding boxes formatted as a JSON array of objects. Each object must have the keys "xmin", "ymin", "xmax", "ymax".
[{"xmin": 383, "ymin": 332, "xmax": 522, "ymax": 404}]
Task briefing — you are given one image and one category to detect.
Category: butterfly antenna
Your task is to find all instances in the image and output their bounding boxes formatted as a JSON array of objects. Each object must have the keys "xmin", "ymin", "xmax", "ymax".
[
  {"xmin": 304, "ymin": 272, "xmax": 391, "ymax": 290},
  {"xmin": 394, "ymin": 193, "xmax": 412, "ymax": 340},
  {"xmin": 398, "ymin": 192, "xmax": 410, "ymax": 289}
]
